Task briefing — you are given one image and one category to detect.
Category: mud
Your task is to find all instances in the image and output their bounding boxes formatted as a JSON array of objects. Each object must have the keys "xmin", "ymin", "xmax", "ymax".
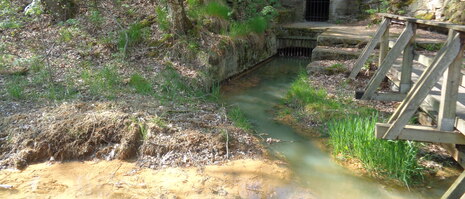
[{"xmin": 0, "ymin": 159, "xmax": 314, "ymax": 199}]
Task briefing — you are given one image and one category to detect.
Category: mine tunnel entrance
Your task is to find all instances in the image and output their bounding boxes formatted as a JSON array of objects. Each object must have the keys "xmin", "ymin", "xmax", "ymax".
[{"xmin": 305, "ymin": 0, "xmax": 330, "ymax": 21}]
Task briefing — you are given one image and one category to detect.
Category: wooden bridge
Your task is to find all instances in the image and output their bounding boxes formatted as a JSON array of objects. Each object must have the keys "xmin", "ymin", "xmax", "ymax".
[{"xmin": 350, "ymin": 14, "xmax": 465, "ymax": 199}]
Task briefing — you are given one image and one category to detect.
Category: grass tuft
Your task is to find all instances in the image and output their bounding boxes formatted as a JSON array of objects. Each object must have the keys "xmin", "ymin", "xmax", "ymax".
[
  {"xmin": 328, "ymin": 114, "xmax": 423, "ymax": 186},
  {"xmin": 129, "ymin": 73, "xmax": 153, "ymax": 95},
  {"xmin": 227, "ymin": 107, "xmax": 252, "ymax": 130}
]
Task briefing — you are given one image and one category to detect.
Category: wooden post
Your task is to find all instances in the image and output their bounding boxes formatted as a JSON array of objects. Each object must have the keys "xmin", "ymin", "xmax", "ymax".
[
  {"xmin": 400, "ymin": 22, "xmax": 417, "ymax": 93},
  {"xmin": 438, "ymin": 34, "xmax": 464, "ymax": 131},
  {"xmin": 379, "ymin": 22, "xmax": 390, "ymax": 67},
  {"xmin": 441, "ymin": 171, "xmax": 465, "ymax": 199},
  {"xmin": 383, "ymin": 31, "xmax": 464, "ymax": 140},
  {"xmin": 361, "ymin": 22, "xmax": 415, "ymax": 100},
  {"xmin": 388, "ymin": 30, "xmax": 454, "ymax": 123},
  {"xmin": 349, "ymin": 18, "xmax": 390, "ymax": 79}
]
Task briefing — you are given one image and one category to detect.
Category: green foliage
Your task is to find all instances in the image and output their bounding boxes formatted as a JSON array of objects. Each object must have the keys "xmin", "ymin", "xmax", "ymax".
[
  {"xmin": 328, "ymin": 114, "xmax": 423, "ymax": 186},
  {"xmin": 118, "ymin": 22, "xmax": 150, "ymax": 51},
  {"xmin": 0, "ymin": 21, "xmax": 22, "ymax": 29},
  {"xmin": 89, "ymin": 9, "xmax": 103, "ymax": 25},
  {"xmin": 227, "ymin": 107, "xmax": 253, "ymax": 130},
  {"xmin": 422, "ymin": 43, "xmax": 443, "ymax": 51},
  {"xmin": 286, "ymin": 73, "xmax": 342, "ymax": 121},
  {"xmin": 229, "ymin": 16, "xmax": 268, "ymax": 36},
  {"xmin": 204, "ymin": 2, "xmax": 230, "ymax": 19},
  {"xmin": 59, "ymin": 27, "xmax": 74, "ymax": 42},
  {"xmin": 260, "ymin": 5, "xmax": 278, "ymax": 20},
  {"xmin": 81, "ymin": 66, "xmax": 121, "ymax": 98},
  {"xmin": 157, "ymin": 66, "xmax": 193, "ymax": 101},
  {"xmin": 155, "ymin": 6, "xmax": 170, "ymax": 31},
  {"xmin": 6, "ymin": 75, "xmax": 27, "ymax": 99},
  {"xmin": 365, "ymin": 0, "xmax": 389, "ymax": 15},
  {"xmin": 325, "ymin": 63, "xmax": 347, "ymax": 74},
  {"xmin": 285, "ymin": 73, "xmax": 423, "ymax": 186},
  {"xmin": 129, "ymin": 74, "xmax": 153, "ymax": 95}
]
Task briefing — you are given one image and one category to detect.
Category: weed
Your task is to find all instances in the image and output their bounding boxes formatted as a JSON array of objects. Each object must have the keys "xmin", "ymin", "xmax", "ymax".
[
  {"xmin": 89, "ymin": 9, "xmax": 104, "ymax": 25},
  {"xmin": 422, "ymin": 43, "xmax": 443, "ymax": 51},
  {"xmin": 155, "ymin": 6, "xmax": 170, "ymax": 31},
  {"xmin": 129, "ymin": 73, "xmax": 153, "ymax": 95},
  {"xmin": 204, "ymin": 2, "xmax": 230, "ymax": 19},
  {"xmin": 6, "ymin": 75, "xmax": 27, "ymax": 99},
  {"xmin": 151, "ymin": 116, "xmax": 167, "ymax": 128},
  {"xmin": 325, "ymin": 63, "xmax": 347, "ymax": 74},
  {"xmin": 81, "ymin": 65, "xmax": 121, "ymax": 98},
  {"xmin": 0, "ymin": 20, "xmax": 22, "ymax": 29},
  {"xmin": 156, "ymin": 66, "xmax": 193, "ymax": 100},
  {"xmin": 227, "ymin": 107, "xmax": 253, "ymax": 130},
  {"xmin": 229, "ymin": 16, "xmax": 268, "ymax": 36},
  {"xmin": 328, "ymin": 114, "xmax": 423, "ymax": 186},
  {"xmin": 59, "ymin": 27, "xmax": 74, "ymax": 42},
  {"xmin": 118, "ymin": 22, "xmax": 150, "ymax": 51}
]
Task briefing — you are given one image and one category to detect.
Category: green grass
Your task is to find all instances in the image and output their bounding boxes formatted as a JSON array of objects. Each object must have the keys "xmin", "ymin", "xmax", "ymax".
[
  {"xmin": 328, "ymin": 115, "xmax": 423, "ymax": 186},
  {"xmin": 204, "ymin": 2, "xmax": 230, "ymax": 19},
  {"xmin": 6, "ymin": 75, "xmax": 27, "ymax": 99},
  {"xmin": 284, "ymin": 72, "xmax": 423, "ymax": 186},
  {"xmin": 129, "ymin": 73, "xmax": 153, "ymax": 95},
  {"xmin": 227, "ymin": 107, "xmax": 253, "ymax": 130},
  {"xmin": 118, "ymin": 22, "xmax": 150, "ymax": 52},
  {"xmin": 155, "ymin": 6, "xmax": 170, "ymax": 31},
  {"xmin": 229, "ymin": 16, "xmax": 268, "ymax": 37},
  {"xmin": 81, "ymin": 66, "xmax": 121, "ymax": 98}
]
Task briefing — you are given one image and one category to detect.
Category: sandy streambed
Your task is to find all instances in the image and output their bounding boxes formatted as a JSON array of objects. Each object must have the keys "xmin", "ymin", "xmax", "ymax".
[{"xmin": 0, "ymin": 159, "xmax": 315, "ymax": 199}]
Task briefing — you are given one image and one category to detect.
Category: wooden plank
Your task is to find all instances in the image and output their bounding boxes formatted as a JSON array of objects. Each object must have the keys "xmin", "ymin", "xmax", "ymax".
[
  {"xmin": 355, "ymin": 91, "xmax": 406, "ymax": 101},
  {"xmin": 400, "ymin": 23, "xmax": 417, "ymax": 93},
  {"xmin": 388, "ymin": 30, "xmax": 455, "ymax": 123},
  {"xmin": 379, "ymin": 24, "xmax": 390, "ymax": 67},
  {"xmin": 378, "ymin": 13, "xmax": 465, "ymax": 32},
  {"xmin": 361, "ymin": 22, "xmax": 415, "ymax": 100},
  {"xmin": 441, "ymin": 171, "xmax": 465, "ymax": 199},
  {"xmin": 438, "ymin": 42, "xmax": 465, "ymax": 131},
  {"xmin": 349, "ymin": 18, "xmax": 390, "ymax": 79},
  {"xmin": 376, "ymin": 123, "xmax": 465, "ymax": 144},
  {"xmin": 383, "ymin": 32, "xmax": 464, "ymax": 140}
]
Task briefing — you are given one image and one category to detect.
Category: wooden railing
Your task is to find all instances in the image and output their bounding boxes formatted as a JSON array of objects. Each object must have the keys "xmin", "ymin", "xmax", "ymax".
[{"xmin": 349, "ymin": 14, "xmax": 465, "ymax": 199}]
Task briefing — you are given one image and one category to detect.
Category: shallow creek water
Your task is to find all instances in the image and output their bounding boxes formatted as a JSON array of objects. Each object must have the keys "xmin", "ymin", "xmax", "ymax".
[{"xmin": 221, "ymin": 57, "xmax": 449, "ymax": 199}]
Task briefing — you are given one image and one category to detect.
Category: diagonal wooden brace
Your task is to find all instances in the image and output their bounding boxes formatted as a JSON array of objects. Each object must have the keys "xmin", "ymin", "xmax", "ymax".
[
  {"xmin": 383, "ymin": 31, "xmax": 465, "ymax": 140},
  {"xmin": 349, "ymin": 18, "xmax": 390, "ymax": 79},
  {"xmin": 361, "ymin": 22, "xmax": 415, "ymax": 100}
]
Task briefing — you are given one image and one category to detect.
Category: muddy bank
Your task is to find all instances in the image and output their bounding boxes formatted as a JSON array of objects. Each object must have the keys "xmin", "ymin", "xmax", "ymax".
[
  {"xmin": 0, "ymin": 159, "xmax": 314, "ymax": 199},
  {"xmin": 0, "ymin": 101, "xmax": 263, "ymax": 170}
]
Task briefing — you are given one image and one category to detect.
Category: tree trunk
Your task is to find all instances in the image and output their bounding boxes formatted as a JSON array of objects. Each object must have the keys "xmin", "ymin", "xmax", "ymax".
[
  {"xmin": 42, "ymin": 0, "xmax": 78, "ymax": 22},
  {"xmin": 167, "ymin": 0, "xmax": 193, "ymax": 35}
]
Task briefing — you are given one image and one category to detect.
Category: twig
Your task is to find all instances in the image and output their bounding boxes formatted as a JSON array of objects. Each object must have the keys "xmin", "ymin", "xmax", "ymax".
[
  {"xmin": 110, "ymin": 163, "xmax": 123, "ymax": 180},
  {"xmin": 225, "ymin": 131, "xmax": 229, "ymax": 159},
  {"xmin": 43, "ymin": 42, "xmax": 56, "ymax": 84}
]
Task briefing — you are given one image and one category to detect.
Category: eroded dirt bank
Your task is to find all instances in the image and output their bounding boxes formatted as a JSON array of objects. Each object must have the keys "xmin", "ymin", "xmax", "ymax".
[{"xmin": 0, "ymin": 159, "xmax": 314, "ymax": 199}]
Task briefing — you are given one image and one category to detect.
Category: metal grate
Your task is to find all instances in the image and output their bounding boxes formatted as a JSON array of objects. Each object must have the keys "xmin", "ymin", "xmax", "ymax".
[{"xmin": 305, "ymin": 0, "xmax": 330, "ymax": 21}]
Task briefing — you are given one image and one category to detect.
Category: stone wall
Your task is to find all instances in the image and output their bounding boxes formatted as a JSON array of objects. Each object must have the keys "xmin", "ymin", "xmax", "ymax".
[
  {"xmin": 279, "ymin": 0, "xmax": 360, "ymax": 22},
  {"xmin": 199, "ymin": 33, "xmax": 277, "ymax": 84}
]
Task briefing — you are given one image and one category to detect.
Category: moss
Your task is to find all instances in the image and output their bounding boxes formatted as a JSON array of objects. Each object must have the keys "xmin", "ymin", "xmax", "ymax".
[{"xmin": 415, "ymin": 13, "xmax": 435, "ymax": 20}]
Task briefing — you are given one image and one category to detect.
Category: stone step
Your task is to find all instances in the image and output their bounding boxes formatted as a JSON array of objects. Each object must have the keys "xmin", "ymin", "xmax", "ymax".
[
  {"xmin": 311, "ymin": 46, "xmax": 361, "ymax": 61},
  {"xmin": 317, "ymin": 31, "xmax": 371, "ymax": 48}
]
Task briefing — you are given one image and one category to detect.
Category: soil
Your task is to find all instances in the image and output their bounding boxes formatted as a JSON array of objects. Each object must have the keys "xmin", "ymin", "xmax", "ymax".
[{"xmin": 0, "ymin": 159, "xmax": 315, "ymax": 199}]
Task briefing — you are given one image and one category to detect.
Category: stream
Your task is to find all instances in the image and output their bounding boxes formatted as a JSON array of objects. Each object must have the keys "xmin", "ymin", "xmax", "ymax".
[{"xmin": 221, "ymin": 57, "xmax": 449, "ymax": 199}]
